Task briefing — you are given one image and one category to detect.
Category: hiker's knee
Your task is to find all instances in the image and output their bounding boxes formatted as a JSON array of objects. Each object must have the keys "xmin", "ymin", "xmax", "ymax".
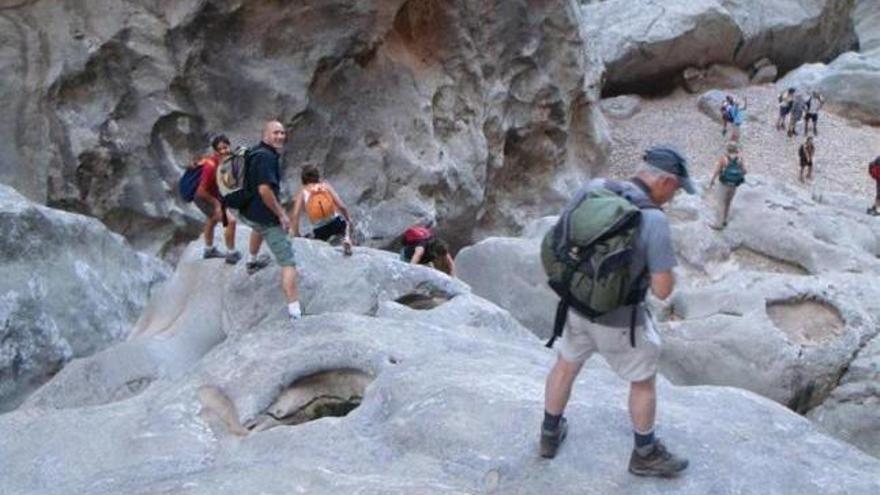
[
  {"xmin": 551, "ymin": 354, "xmax": 583, "ymax": 381},
  {"xmin": 631, "ymin": 376, "xmax": 656, "ymax": 394}
]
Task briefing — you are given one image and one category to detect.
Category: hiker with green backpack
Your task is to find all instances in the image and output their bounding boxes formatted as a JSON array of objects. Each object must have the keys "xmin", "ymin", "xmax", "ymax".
[
  {"xmin": 708, "ymin": 141, "xmax": 747, "ymax": 230},
  {"xmin": 539, "ymin": 145, "xmax": 692, "ymax": 478}
]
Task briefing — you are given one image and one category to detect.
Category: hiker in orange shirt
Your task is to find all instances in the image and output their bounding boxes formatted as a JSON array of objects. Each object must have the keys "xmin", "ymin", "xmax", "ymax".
[{"xmin": 290, "ymin": 164, "xmax": 354, "ymax": 255}]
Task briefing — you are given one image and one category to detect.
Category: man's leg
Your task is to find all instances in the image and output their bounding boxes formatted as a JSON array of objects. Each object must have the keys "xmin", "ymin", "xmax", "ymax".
[
  {"xmin": 249, "ymin": 229, "xmax": 262, "ymax": 256},
  {"xmin": 281, "ymin": 266, "xmax": 300, "ymax": 304},
  {"xmin": 540, "ymin": 354, "xmax": 584, "ymax": 458},
  {"xmin": 629, "ymin": 377, "xmax": 657, "ymax": 435},
  {"xmin": 224, "ymin": 215, "xmax": 236, "ymax": 251},
  {"xmin": 544, "ymin": 355, "xmax": 585, "ymax": 416}
]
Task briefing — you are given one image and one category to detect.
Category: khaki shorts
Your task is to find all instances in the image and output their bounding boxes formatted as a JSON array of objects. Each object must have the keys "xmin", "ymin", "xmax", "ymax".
[
  {"xmin": 558, "ymin": 309, "xmax": 661, "ymax": 382},
  {"xmin": 240, "ymin": 217, "xmax": 297, "ymax": 268}
]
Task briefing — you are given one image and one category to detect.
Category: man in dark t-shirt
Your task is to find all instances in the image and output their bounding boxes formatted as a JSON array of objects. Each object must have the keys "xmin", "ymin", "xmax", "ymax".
[{"xmin": 238, "ymin": 120, "xmax": 302, "ymax": 324}]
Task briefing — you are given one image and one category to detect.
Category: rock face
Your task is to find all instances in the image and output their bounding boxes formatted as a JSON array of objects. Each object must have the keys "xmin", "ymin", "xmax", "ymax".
[
  {"xmin": 0, "ymin": 0, "xmax": 608, "ymax": 254},
  {"xmin": 0, "ymin": 184, "xmax": 169, "ymax": 412},
  {"xmin": 778, "ymin": 50, "xmax": 880, "ymax": 125},
  {"xmin": 453, "ymin": 177, "xmax": 880, "ymax": 454},
  {"xmin": 581, "ymin": 0, "xmax": 857, "ymax": 94},
  {"xmin": 774, "ymin": 0, "xmax": 880, "ymax": 125},
  {"xmin": 2, "ymin": 236, "xmax": 879, "ymax": 493}
]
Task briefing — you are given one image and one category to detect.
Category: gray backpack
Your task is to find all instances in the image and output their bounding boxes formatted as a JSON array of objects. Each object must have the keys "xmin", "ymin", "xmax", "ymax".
[{"xmin": 540, "ymin": 180, "xmax": 656, "ymax": 348}]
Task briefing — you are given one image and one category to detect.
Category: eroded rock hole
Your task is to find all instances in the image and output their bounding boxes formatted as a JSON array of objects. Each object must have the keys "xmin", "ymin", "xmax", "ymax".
[
  {"xmin": 247, "ymin": 368, "xmax": 372, "ymax": 432},
  {"xmin": 732, "ymin": 248, "xmax": 808, "ymax": 275},
  {"xmin": 395, "ymin": 291, "xmax": 452, "ymax": 310},
  {"xmin": 766, "ymin": 297, "xmax": 844, "ymax": 346}
]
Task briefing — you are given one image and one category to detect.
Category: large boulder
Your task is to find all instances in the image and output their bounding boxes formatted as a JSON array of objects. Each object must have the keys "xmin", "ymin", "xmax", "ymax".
[
  {"xmin": 0, "ymin": 0, "xmax": 608, "ymax": 254},
  {"xmin": 25, "ymin": 232, "xmax": 477, "ymax": 410},
  {"xmin": 809, "ymin": 332, "xmax": 880, "ymax": 458},
  {"xmin": 0, "ymin": 184, "xmax": 169, "ymax": 412},
  {"xmin": 1, "ymin": 292, "xmax": 878, "ymax": 493},
  {"xmin": 581, "ymin": 0, "xmax": 857, "ymax": 93},
  {"xmin": 778, "ymin": 50, "xmax": 880, "ymax": 125}
]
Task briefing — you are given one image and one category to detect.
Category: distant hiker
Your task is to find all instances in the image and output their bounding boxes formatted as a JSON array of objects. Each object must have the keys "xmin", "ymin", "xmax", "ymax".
[
  {"xmin": 803, "ymin": 90, "xmax": 825, "ymax": 136},
  {"xmin": 193, "ymin": 135, "xmax": 241, "ymax": 264},
  {"xmin": 401, "ymin": 224, "xmax": 456, "ymax": 277},
  {"xmin": 290, "ymin": 164, "xmax": 353, "ymax": 256},
  {"xmin": 238, "ymin": 120, "xmax": 302, "ymax": 324},
  {"xmin": 798, "ymin": 136, "xmax": 815, "ymax": 183},
  {"xmin": 709, "ymin": 141, "xmax": 747, "ymax": 229},
  {"xmin": 868, "ymin": 156, "xmax": 880, "ymax": 216},
  {"xmin": 788, "ymin": 93, "xmax": 806, "ymax": 137},
  {"xmin": 776, "ymin": 87, "xmax": 795, "ymax": 131},
  {"xmin": 720, "ymin": 95, "xmax": 747, "ymax": 138},
  {"xmin": 539, "ymin": 145, "xmax": 692, "ymax": 477}
]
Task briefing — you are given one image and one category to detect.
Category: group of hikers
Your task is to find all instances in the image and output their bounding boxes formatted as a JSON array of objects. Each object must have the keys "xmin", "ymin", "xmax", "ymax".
[
  {"xmin": 715, "ymin": 86, "xmax": 880, "ymax": 227},
  {"xmin": 178, "ymin": 120, "xmax": 455, "ymax": 324},
  {"xmin": 177, "ymin": 99, "xmax": 877, "ymax": 479}
]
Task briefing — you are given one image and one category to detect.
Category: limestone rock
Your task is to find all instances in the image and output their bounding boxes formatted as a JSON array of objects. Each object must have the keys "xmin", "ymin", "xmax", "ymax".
[
  {"xmin": 682, "ymin": 64, "xmax": 750, "ymax": 93},
  {"xmin": 599, "ymin": 95, "xmax": 642, "ymax": 119},
  {"xmin": 0, "ymin": 0, "xmax": 608, "ymax": 254},
  {"xmin": 698, "ymin": 89, "xmax": 727, "ymax": 121},
  {"xmin": 750, "ymin": 63, "xmax": 779, "ymax": 84},
  {"xmin": 854, "ymin": 0, "xmax": 880, "ymax": 51},
  {"xmin": 0, "ymin": 184, "xmax": 168, "ymax": 412},
  {"xmin": 456, "ymin": 236, "xmax": 557, "ymax": 338},
  {"xmin": 779, "ymin": 50, "xmax": 880, "ymax": 125},
  {"xmin": 581, "ymin": 0, "xmax": 857, "ymax": 93},
  {"xmin": 2, "ymin": 314, "xmax": 878, "ymax": 494},
  {"xmin": 26, "ymin": 230, "xmax": 471, "ymax": 410},
  {"xmin": 809, "ymin": 332, "xmax": 880, "ymax": 458}
]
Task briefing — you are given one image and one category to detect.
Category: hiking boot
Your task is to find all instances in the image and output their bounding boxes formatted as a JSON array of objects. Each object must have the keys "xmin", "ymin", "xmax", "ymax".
[
  {"xmin": 539, "ymin": 417, "xmax": 568, "ymax": 459},
  {"xmin": 628, "ymin": 440, "xmax": 689, "ymax": 478},
  {"xmin": 225, "ymin": 250, "xmax": 242, "ymax": 265},
  {"xmin": 868, "ymin": 207, "xmax": 880, "ymax": 216},
  {"xmin": 245, "ymin": 255, "xmax": 271, "ymax": 275},
  {"xmin": 203, "ymin": 246, "xmax": 225, "ymax": 259}
]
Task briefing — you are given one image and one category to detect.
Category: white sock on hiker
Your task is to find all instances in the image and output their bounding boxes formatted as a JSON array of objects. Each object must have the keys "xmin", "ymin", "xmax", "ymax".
[
  {"xmin": 248, "ymin": 253, "xmax": 258, "ymax": 263},
  {"xmin": 288, "ymin": 301, "xmax": 302, "ymax": 320}
]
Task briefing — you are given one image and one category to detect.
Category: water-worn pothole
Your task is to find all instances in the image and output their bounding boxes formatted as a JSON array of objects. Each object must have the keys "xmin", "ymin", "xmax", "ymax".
[
  {"xmin": 395, "ymin": 291, "xmax": 451, "ymax": 310},
  {"xmin": 247, "ymin": 368, "xmax": 373, "ymax": 432},
  {"xmin": 732, "ymin": 248, "xmax": 808, "ymax": 275},
  {"xmin": 766, "ymin": 297, "xmax": 844, "ymax": 346}
]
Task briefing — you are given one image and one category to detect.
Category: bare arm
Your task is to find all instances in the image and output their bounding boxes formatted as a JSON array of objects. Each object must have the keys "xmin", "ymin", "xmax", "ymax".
[
  {"xmin": 258, "ymin": 184, "xmax": 290, "ymax": 231},
  {"xmin": 650, "ymin": 271, "xmax": 674, "ymax": 300},
  {"xmin": 444, "ymin": 253, "xmax": 456, "ymax": 277},
  {"xmin": 410, "ymin": 246, "xmax": 426, "ymax": 265},
  {"xmin": 327, "ymin": 184, "xmax": 353, "ymax": 239},
  {"xmin": 709, "ymin": 158, "xmax": 725, "ymax": 186},
  {"xmin": 290, "ymin": 191, "xmax": 304, "ymax": 236}
]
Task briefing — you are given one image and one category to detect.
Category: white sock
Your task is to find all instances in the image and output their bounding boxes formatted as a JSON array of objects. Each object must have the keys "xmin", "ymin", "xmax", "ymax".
[
  {"xmin": 248, "ymin": 253, "xmax": 258, "ymax": 263},
  {"xmin": 288, "ymin": 301, "xmax": 302, "ymax": 319}
]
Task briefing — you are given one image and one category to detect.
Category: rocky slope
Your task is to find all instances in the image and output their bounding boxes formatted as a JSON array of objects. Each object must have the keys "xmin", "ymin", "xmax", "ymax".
[{"xmin": 1, "ymin": 236, "xmax": 878, "ymax": 494}]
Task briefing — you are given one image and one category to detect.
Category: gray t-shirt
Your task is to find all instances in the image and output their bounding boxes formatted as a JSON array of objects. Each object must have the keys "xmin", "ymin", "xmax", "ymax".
[{"xmin": 572, "ymin": 179, "xmax": 677, "ymax": 327}]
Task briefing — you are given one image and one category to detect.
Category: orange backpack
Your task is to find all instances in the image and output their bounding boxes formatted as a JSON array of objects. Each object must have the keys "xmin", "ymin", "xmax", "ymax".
[{"xmin": 304, "ymin": 184, "xmax": 336, "ymax": 223}]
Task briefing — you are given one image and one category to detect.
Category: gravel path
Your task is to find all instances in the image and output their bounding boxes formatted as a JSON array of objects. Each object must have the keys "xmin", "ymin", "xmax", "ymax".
[{"xmin": 603, "ymin": 84, "xmax": 880, "ymax": 204}]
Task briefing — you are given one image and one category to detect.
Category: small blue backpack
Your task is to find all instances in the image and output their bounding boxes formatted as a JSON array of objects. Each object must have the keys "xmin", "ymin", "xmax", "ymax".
[{"xmin": 178, "ymin": 164, "xmax": 204, "ymax": 202}]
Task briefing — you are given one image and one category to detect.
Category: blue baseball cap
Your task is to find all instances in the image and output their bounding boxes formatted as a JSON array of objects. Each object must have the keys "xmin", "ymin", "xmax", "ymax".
[{"xmin": 643, "ymin": 145, "xmax": 695, "ymax": 194}]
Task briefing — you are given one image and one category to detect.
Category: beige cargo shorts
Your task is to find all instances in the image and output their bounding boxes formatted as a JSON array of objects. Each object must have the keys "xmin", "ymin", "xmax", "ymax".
[{"xmin": 558, "ymin": 309, "xmax": 661, "ymax": 383}]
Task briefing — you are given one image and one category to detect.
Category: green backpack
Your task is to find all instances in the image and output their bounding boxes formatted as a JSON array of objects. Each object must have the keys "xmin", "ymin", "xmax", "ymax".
[
  {"xmin": 719, "ymin": 156, "xmax": 745, "ymax": 186},
  {"xmin": 541, "ymin": 180, "xmax": 656, "ymax": 348}
]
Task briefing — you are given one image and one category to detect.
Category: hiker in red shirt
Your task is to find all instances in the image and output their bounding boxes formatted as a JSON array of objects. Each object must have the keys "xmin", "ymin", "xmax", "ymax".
[
  {"xmin": 869, "ymin": 156, "xmax": 880, "ymax": 216},
  {"xmin": 194, "ymin": 135, "xmax": 241, "ymax": 264}
]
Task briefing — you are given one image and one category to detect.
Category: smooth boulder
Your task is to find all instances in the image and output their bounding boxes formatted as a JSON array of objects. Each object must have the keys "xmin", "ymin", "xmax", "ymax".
[{"xmin": 0, "ymin": 184, "xmax": 168, "ymax": 412}]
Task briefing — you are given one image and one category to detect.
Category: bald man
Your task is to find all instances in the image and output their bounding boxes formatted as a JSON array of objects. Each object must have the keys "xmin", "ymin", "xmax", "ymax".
[{"xmin": 239, "ymin": 120, "xmax": 302, "ymax": 323}]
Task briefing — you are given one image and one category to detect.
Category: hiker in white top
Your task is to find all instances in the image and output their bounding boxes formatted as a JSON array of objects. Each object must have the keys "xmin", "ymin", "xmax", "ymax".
[
  {"xmin": 803, "ymin": 90, "xmax": 824, "ymax": 136},
  {"xmin": 290, "ymin": 164, "xmax": 354, "ymax": 256}
]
